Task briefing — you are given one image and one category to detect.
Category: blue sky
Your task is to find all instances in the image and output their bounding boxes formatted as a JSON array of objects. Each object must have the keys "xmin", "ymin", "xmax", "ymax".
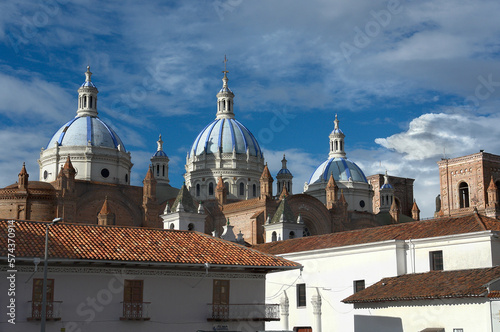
[{"xmin": 1, "ymin": 0, "xmax": 500, "ymax": 218}]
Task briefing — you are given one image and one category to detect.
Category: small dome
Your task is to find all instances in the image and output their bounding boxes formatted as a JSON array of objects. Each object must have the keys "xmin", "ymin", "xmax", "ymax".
[
  {"xmin": 153, "ymin": 150, "xmax": 167, "ymax": 157},
  {"xmin": 381, "ymin": 183, "xmax": 394, "ymax": 189},
  {"xmin": 308, "ymin": 157, "xmax": 368, "ymax": 184},
  {"xmin": 46, "ymin": 116, "xmax": 126, "ymax": 151},
  {"xmin": 277, "ymin": 168, "xmax": 292, "ymax": 175},
  {"xmin": 189, "ymin": 118, "xmax": 262, "ymax": 158}
]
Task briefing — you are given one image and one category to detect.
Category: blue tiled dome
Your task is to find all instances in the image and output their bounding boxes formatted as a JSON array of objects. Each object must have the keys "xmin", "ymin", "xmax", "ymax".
[
  {"xmin": 278, "ymin": 168, "xmax": 292, "ymax": 175},
  {"xmin": 308, "ymin": 157, "xmax": 367, "ymax": 184},
  {"xmin": 381, "ymin": 183, "xmax": 394, "ymax": 189},
  {"xmin": 46, "ymin": 116, "xmax": 126, "ymax": 151},
  {"xmin": 153, "ymin": 150, "xmax": 167, "ymax": 157},
  {"xmin": 189, "ymin": 118, "xmax": 262, "ymax": 158}
]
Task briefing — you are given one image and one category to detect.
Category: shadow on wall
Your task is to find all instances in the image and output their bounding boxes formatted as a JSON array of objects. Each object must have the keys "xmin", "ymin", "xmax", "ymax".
[{"xmin": 354, "ymin": 314, "xmax": 403, "ymax": 332}]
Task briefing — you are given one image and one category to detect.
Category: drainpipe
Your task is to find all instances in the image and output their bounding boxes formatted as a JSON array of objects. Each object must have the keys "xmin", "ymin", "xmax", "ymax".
[
  {"xmin": 280, "ymin": 291, "xmax": 289, "ymax": 330},
  {"xmin": 311, "ymin": 288, "xmax": 322, "ymax": 332}
]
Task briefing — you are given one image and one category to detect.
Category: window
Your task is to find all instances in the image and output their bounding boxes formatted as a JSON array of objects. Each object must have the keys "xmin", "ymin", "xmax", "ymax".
[
  {"xmin": 196, "ymin": 184, "xmax": 200, "ymax": 197},
  {"xmin": 453, "ymin": 329, "xmax": 464, "ymax": 332},
  {"xmin": 208, "ymin": 182, "xmax": 214, "ymax": 196},
  {"xmin": 459, "ymin": 182, "xmax": 470, "ymax": 208},
  {"xmin": 272, "ymin": 231, "xmax": 277, "ymax": 242},
  {"xmin": 101, "ymin": 168, "xmax": 110, "ymax": 178},
  {"xmin": 430, "ymin": 250, "xmax": 444, "ymax": 271},
  {"xmin": 89, "ymin": 96, "xmax": 93, "ymax": 108},
  {"xmin": 188, "ymin": 223, "xmax": 194, "ymax": 231},
  {"xmin": 122, "ymin": 280, "xmax": 149, "ymax": 320},
  {"xmin": 253, "ymin": 184, "xmax": 257, "ymax": 197},
  {"xmin": 30, "ymin": 278, "xmax": 60, "ymax": 320},
  {"xmin": 239, "ymin": 182, "xmax": 245, "ymax": 196},
  {"xmin": 296, "ymin": 283, "xmax": 306, "ymax": 307},
  {"xmin": 212, "ymin": 280, "xmax": 230, "ymax": 320},
  {"xmin": 289, "ymin": 231, "xmax": 295, "ymax": 239},
  {"xmin": 354, "ymin": 280, "xmax": 365, "ymax": 293}
]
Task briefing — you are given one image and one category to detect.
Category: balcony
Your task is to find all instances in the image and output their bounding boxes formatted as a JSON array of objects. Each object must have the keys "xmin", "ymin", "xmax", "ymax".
[
  {"xmin": 120, "ymin": 302, "xmax": 151, "ymax": 321},
  {"xmin": 207, "ymin": 303, "xmax": 280, "ymax": 321},
  {"xmin": 28, "ymin": 301, "xmax": 62, "ymax": 321}
]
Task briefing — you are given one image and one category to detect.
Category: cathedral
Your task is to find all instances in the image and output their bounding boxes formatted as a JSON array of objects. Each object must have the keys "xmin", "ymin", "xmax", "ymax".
[{"xmin": 6, "ymin": 63, "xmax": 488, "ymax": 245}]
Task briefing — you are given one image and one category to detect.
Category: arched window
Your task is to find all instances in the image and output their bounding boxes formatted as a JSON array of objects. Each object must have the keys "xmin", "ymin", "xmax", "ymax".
[
  {"xmin": 169, "ymin": 223, "xmax": 175, "ymax": 229},
  {"xmin": 224, "ymin": 182, "xmax": 229, "ymax": 194},
  {"xmin": 459, "ymin": 182, "xmax": 470, "ymax": 208},
  {"xmin": 335, "ymin": 141, "xmax": 338, "ymax": 151},
  {"xmin": 83, "ymin": 96, "xmax": 87, "ymax": 108},
  {"xmin": 188, "ymin": 223, "xmax": 194, "ymax": 231},
  {"xmin": 253, "ymin": 184, "xmax": 257, "ymax": 197},
  {"xmin": 208, "ymin": 182, "xmax": 214, "ymax": 196},
  {"xmin": 289, "ymin": 231, "xmax": 295, "ymax": 239},
  {"xmin": 239, "ymin": 182, "xmax": 245, "ymax": 196},
  {"xmin": 222, "ymin": 100, "xmax": 226, "ymax": 110},
  {"xmin": 228, "ymin": 100, "xmax": 231, "ymax": 111},
  {"xmin": 89, "ymin": 96, "xmax": 93, "ymax": 108},
  {"xmin": 272, "ymin": 231, "xmax": 277, "ymax": 242},
  {"xmin": 156, "ymin": 165, "xmax": 160, "ymax": 176},
  {"xmin": 196, "ymin": 184, "xmax": 200, "ymax": 197},
  {"xmin": 162, "ymin": 165, "xmax": 165, "ymax": 177}
]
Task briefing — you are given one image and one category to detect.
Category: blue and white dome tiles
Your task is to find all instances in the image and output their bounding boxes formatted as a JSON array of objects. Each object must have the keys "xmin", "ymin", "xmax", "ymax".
[
  {"xmin": 308, "ymin": 157, "xmax": 367, "ymax": 185},
  {"xmin": 46, "ymin": 116, "xmax": 126, "ymax": 151},
  {"xmin": 189, "ymin": 118, "xmax": 262, "ymax": 158}
]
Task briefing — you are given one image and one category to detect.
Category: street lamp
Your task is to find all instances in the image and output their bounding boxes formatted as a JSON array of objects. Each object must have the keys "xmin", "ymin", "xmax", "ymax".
[{"xmin": 41, "ymin": 217, "xmax": 62, "ymax": 332}]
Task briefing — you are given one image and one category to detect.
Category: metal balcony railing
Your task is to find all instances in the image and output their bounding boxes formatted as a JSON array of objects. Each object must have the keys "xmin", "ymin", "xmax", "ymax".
[
  {"xmin": 207, "ymin": 303, "xmax": 280, "ymax": 321},
  {"xmin": 28, "ymin": 301, "xmax": 62, "ymax": 321},
  {"xmin": 120, "ymin": 302, "xmax": 151, "ymax": 320}
]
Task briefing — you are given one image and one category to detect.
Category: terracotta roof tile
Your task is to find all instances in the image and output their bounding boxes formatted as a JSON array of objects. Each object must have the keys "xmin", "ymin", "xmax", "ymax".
[
  {"xmin": 0, "ymin": 220, "xmax": 299, "ymax": 270},
  {"xmin": 343, "ymin": 266, "xmax": 500, "ymax": 303},
  {"xmin": 254, "ymin": 213, "xmax": 500, "ymax": 255}
]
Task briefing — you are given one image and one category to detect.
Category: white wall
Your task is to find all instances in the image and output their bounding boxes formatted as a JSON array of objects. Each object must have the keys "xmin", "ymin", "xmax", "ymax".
[
  {"xmin": 1, "ymin": 266, "xmax": 267, "ymax": 332},
  {"xmin": 358, "ymin": 299, "xmax": 491, "ymax": 332},
  {"xmin": 266, "ymin": 241, "xmax": 405, "ymax": 332},
  {"xmin": 265, "ymin": 231, "xmax": 498, "ymax": 332}
]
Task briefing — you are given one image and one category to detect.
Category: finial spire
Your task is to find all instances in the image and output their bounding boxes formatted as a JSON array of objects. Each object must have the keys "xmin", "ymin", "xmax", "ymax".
[
  {"xmin": 223, "ymin": 55, "xmax": 228, "ymax": 75},
  {"xmin": 85, "ymin": 66, "xmax": 92, "ymax": 82},
  {"xmin": 157, "ymin": 134, "xmax": 163, "ymax": 152},
  {"xmin": 334, "ymin": 114, "xmax": 339, "ymax": 130}
]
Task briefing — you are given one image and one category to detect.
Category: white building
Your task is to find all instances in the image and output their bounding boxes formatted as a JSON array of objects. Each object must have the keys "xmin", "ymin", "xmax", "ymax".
[
  {"xmin": 255, "ymin": 212, "xmax": 500, "ymax": 332},
  {"xmin": 0, "ymin": 219, "xmax": 299, "ymax": 332}
]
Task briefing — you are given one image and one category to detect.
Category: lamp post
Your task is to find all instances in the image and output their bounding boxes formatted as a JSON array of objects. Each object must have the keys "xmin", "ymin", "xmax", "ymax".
[{"xmin": 41, "ymin": 218, "xmax": 62, "ymax": 332}]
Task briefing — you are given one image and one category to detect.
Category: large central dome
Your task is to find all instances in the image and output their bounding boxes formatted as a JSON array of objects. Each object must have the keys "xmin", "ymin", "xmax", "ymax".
[
  {"xmin": 189, "ymin": 118, "xmax": 262, "ymax": 158},
  {"xmin": 184, "ymin": 64, "xmax": 265, "ymax": 201}
]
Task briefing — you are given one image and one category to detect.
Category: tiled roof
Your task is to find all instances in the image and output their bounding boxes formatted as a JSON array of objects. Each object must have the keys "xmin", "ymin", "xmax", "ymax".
[
  {"xmin": 270, "ymin": 197, "xmax": 295, "ymax": 224},
  {"xmin": 171, "ymin": 184, "xmax": 197, "ymax": 213},
  {"xmin": 254, "ymin": 213, "xmax": 500, "ymax": 255},
  {"xmin": 343, "ymin": 266, "xmax": 500, "ymax": 303},
  {"xmin": 0, "ymin": 220, "xmax": 299, "ymax": 270},
  {"xmin": 488, "ymin": 290, "xmax": 500, "ymax": 298}
]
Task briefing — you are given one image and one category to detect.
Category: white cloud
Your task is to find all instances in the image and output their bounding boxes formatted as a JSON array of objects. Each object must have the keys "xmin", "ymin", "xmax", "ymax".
[{"xmin": 375, "ymin": 112, "xmax": 500, "ymax": 160}]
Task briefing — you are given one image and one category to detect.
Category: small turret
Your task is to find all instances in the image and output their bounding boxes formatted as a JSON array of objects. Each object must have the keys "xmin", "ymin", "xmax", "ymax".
[
  {"xmin": 18, "ymin": 163, "xmax": 29, "ymax": 191},
  {"xmin": 260, "ymin": 163, "xmax": 273, "ymax": 199}
]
